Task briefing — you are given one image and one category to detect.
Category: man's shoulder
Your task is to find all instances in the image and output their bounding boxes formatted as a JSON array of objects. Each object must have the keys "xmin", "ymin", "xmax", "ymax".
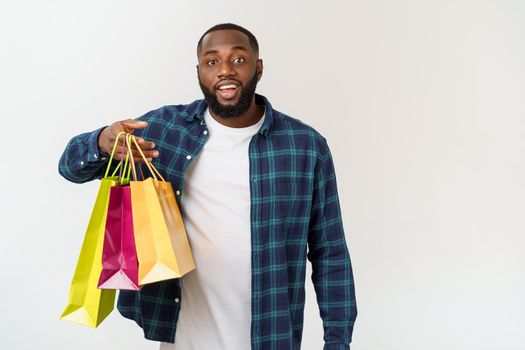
[
  {"xmin": 273, "ymin": 110, "xmax": 322, "ymax": 136},
  {"xmin": 271, "ymin": 108, "xmax": 328, "ymax": 153},
  {"xmin": 136, "ymin": 99, "xmax": 205, "ymax": 125}
]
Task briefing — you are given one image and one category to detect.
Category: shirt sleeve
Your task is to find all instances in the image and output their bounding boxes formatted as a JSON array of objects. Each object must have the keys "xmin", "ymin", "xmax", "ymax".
[
  {"xmin": 58, "ymin": 126, "xmax": 113, "ymax": 183},
  {"xmin": 307, "ymin": 137, "xmax": 358, "ymax": 350}
]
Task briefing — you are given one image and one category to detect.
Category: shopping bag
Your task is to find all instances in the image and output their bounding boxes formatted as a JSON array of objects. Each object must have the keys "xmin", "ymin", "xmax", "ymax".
[
  {"xmin": 97, "ymin": 147, "xmax": 140, "ymax": 289},
  {"xmin": 126, "ymin": 134, "xmax": 195, "ymax": 285},
  {"xmin": 60, "ymin": 131, "xmax": 126, "ymax": 327}
]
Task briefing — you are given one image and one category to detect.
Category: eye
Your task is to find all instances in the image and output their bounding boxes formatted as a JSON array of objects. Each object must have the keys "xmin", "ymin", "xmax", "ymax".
[
  {"xmin": 233, "ymin": 57, "xmax": 245, "ymax": 64},
  {"xmin": 207, "ymin": 59, "xmax": 218, "ymax": 66}
]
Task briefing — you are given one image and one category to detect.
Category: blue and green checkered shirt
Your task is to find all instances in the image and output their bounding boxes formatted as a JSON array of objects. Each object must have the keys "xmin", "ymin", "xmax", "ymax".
[{"xmin": 58, "ymin": 94, "xmax": 357, "ymax": 350}]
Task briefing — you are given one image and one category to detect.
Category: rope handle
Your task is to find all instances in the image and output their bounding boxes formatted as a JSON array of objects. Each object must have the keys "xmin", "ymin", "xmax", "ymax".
[
  {"xmin": 125, "ymin": 134, "xmax": 165, "ymax": 182},
  {"xmin": 103, "ymin": 131, "xmax": 127, "ymax": 178}
]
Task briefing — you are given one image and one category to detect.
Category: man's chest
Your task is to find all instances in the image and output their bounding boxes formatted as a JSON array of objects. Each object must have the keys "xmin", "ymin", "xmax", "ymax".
[{"xmin": 140, "ymin": 123, "xmax": 315, "ymax": 224}]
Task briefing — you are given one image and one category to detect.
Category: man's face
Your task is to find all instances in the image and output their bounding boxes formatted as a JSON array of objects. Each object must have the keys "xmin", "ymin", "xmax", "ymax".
[{"xmin": 197, "ymin": 29, "xmax": 263, "ymax": 119}]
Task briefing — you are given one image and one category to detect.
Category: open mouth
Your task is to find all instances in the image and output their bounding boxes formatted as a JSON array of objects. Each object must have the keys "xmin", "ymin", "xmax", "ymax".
[{"xmin": 216, "ymin": 82, "xmax": 240, "ymax": 100}]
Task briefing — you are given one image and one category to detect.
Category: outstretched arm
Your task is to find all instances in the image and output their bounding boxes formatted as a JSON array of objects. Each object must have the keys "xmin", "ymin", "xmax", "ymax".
[{"xmin": 58, "ymin": 119, "xmax": 157, "ymax": 183}]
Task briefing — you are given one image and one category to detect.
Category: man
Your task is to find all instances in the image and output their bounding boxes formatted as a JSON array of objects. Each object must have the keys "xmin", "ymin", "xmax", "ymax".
[{"xmin": 59, "ymin": 23, "xmax": 357, "ymax": 350}]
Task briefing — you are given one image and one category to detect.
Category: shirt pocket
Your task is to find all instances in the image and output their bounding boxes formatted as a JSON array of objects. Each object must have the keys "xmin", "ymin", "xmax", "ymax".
[{"xmin": 272, "ymin": 177, "xmax": 311, "ymax": 234}]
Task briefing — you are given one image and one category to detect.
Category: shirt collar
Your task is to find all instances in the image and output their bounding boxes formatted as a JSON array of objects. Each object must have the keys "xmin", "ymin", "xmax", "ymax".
[{"xmin": 186, "ymin": 93, "xmax": 274, "ymax": 137}]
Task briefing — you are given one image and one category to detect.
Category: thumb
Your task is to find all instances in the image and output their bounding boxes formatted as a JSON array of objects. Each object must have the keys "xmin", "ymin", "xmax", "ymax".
[{"xmin": 121, "ymin": 119, "xmax": 148, "ymax": 132}]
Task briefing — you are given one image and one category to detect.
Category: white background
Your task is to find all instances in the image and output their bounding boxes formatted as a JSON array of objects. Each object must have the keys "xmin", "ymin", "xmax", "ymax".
[{"xmin": 0, "ymin": 0, "xmax": 524, "ymax": 349}]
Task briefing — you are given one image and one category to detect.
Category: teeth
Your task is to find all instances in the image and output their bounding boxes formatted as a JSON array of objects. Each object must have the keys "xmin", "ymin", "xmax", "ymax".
[{"xmin": 219, "ymin": 84, "xmax": 237, "ymax": 90}]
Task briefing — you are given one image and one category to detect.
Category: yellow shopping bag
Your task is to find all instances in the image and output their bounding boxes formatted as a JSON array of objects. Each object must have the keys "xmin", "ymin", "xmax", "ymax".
[
  {"xmin": 60, "ymin": 132, "xmax": 128, "ymax": 327},
  {"xmin": 126, "ymin": 135, "xmax": 195, "ymax": 285}
]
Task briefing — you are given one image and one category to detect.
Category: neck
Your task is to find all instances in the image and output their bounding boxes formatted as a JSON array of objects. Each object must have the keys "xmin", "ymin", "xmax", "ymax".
[{"xmin": 209, "ymin": 99, "xmax": 264, "ymax": 128}]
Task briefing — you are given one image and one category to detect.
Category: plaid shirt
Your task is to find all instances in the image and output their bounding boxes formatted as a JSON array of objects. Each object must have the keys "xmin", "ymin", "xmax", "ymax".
[{"xmin": 58, "ymin": 94, "xmax": 357, "ymax": 350}]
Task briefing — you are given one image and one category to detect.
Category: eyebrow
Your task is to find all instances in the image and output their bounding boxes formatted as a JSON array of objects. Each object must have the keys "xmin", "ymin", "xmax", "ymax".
[{"xmin": 202, "ymin": 45, "xmax": 249, "ymax": 56}]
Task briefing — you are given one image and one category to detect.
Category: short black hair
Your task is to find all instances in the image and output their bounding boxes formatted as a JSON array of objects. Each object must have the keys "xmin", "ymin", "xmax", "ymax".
[{"xmin": 197, "ymin": 23, "xmax": 259, "ymax": 56}]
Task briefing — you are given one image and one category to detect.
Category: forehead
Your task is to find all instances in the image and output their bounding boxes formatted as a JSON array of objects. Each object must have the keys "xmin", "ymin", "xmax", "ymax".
[{"xmin": 199, "ymin": 29, "xmax": 253, "ymax": 56}]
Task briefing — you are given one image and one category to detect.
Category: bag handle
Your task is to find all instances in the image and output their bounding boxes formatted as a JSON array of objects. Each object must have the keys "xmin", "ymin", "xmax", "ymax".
[
  {"xmin": 103, "ymin": 131, "xmax": 127, "ymax": 178},
  {"xmin": 125, "ymin": 134, "xmax": 166, "ymax": 182},
  {"xmin": 117, "ymin": 134, "xmax": 133, "ymax": 185},
  {"xmin": 125, "ymin": 133, "xmax": 139, "ymax": 181},
  {"xmin": 131, "ymin": 135, "xmax": 165, "ymax": 182}
]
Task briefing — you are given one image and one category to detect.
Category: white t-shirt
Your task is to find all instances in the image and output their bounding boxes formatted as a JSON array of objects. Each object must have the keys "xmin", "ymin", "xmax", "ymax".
[{"xmin": 160, "ymin": 107, "xmax": 266, "ymax": 350}]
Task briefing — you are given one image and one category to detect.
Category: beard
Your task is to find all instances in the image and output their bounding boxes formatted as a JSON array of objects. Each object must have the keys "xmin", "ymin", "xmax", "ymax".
[{"xmin": 198, "ymin": 72, "xmax": 258, "ymax": 119}]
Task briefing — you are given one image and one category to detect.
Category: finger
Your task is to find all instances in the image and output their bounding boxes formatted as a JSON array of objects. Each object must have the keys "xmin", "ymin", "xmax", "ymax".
[
  {"xmin": 113, "ymin": 152, "xmax": 129, "ymax": 161},
  {"xmin": 141, "ymin": 150, "xmax": 159, "ymax": 158},
  {"xmin": 116, "ymin": 144, "xmax": 128, "ymax": 156},
  {"xmin": 129, "ymin": 149, "xmax": 159, "ymax": 160},
  {"xmin": 112, "ymin": 143, "xmax": 158, "ymax": 160},
  {"xmin": 129, "ymin": 143, "xmax": 157, "ymax": 154},
  {"xmin": 121, "ymin": 119, "xmax": 148, "ymax": 132},
  {"xmin": 112, "ymin": 152, "xmax": 125, "ymax": 161},
  {"xmin": 109, "ymin": 136, "xmax": 130, "ymax": 151},
  {"xmin": 133, "ymin": 156, "xmax": 153, "ymax": 163},
  {"xmin": 134, "ymin": 140, "xmax": 156, "ymax": 150}
]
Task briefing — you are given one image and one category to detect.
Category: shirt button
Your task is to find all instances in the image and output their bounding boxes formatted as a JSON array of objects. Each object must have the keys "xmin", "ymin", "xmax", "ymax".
[
  {"xmin": 186, "ymin": 155, "xmax": 192, "ymax": 160},
  {"xmin": 203, "ymin": 130, "xmax": 208, "ymax": 135},
  {"xmin": 175, "ymin": 298, "xmax": 180, "ymax": 303},
  {"xmin": 176, "ymin": 190, "xmax": 181, "ymax": 196},
  {"xmin": 80, "ymin": 161, "xmax": 84, "ymax": 166}
]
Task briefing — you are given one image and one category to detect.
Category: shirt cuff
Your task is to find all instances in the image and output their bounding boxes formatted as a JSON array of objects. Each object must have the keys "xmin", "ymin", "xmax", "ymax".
[{"xmin": 86, "ymin": 126, "xmax": 109, "ymax": 163}]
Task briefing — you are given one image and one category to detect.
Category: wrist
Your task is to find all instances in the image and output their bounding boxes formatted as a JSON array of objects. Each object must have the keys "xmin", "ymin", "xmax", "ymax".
[{"xmin": 97, "ymin": 126, "xmax": 110, "ymax": 155}]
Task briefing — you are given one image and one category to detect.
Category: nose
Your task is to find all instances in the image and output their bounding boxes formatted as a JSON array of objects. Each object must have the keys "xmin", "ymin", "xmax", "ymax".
[{"xmin": 217, "ymin": 60, "xmax": 235, "ymax": 78}]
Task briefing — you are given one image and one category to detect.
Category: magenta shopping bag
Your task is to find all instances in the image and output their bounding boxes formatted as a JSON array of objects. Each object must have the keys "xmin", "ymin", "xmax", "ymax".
[{"xmin": 97, "ymin": 185, "xmax": 140, "ymax": 290}]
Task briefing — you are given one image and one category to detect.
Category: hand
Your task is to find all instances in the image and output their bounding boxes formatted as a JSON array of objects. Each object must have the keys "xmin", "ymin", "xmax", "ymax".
[{"xmin": 98, "ymin": 119, "xmax": 159, "ymax": 162}]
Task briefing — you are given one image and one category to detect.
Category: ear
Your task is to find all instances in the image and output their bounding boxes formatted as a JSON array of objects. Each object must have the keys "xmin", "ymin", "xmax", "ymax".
[
  {"xmin": 256, "ymin": 59, "xmax": 263, "ymax": 81},
  {"xmin": 196, "ymin": 64, "xmax": 201, "ymax": 79}
]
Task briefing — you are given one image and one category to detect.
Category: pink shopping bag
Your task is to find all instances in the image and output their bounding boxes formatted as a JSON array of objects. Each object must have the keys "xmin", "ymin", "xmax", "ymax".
[{"xmin": 97, "ymin": 137, "xmax": 140, "ymax": 290}]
